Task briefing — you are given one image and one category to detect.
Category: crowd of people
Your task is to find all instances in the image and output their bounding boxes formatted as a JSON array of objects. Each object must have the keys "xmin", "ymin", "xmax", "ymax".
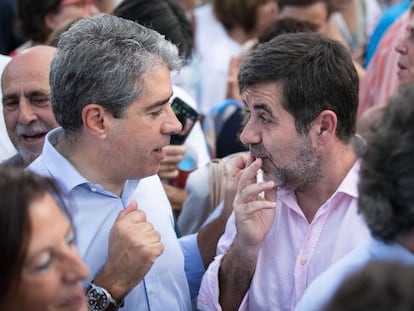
[{"xmin": 1, "ymin": 0, "xmax": 414, "ymax": 310}]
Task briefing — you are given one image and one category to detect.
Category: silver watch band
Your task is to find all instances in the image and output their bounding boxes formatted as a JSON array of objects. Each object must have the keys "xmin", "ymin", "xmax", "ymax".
[{"xmin": 86, "ymin": 282, "xmax": 123, "ymax": 311}]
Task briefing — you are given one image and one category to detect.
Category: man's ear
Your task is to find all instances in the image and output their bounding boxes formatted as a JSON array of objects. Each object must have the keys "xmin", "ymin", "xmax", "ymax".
[
  {"xmin": 81, "ymin": 104, "xmax": 109, "ymax": 139},
  {"xmin": 313, "ymin": 110, "xmax": 337, "ymax": 145}
]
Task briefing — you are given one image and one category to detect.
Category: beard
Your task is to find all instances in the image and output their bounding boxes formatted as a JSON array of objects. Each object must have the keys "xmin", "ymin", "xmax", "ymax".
[
  {"xmin": 13, "ymin": 121, "xmax": 55, "ymax": 166},
  {"xmin": 251, "ymin": 135, "xmax": 322, "ymax": 192}
]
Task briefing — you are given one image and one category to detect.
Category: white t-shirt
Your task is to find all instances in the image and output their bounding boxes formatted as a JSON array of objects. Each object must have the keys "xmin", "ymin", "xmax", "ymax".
[{"xmin": 191, "ymin": 3, "xmax": 243, "ymax": 115}]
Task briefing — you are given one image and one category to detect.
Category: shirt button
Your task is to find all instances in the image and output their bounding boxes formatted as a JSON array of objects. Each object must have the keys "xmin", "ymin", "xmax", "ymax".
[
  {"xmin": 300, "ymin": 258, "xmax": 307, "ymax": 265},
  {"xmin": 90, "ymin": 187, "xmax": 97, "ymax": 192}
]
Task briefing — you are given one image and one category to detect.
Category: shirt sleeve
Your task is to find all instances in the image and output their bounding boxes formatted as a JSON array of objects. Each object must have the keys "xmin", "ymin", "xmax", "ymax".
[
  {"xmin": 197, "ymin": 213, "xmax": 239, "ymax": 310},
  {"xmin": 179, "ymin": 233, "xmax": 205, "ymax": 299}
]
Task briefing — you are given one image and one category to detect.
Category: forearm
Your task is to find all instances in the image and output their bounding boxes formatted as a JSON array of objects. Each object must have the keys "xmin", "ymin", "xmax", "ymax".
[
  {"xmin": 92, "ymin": 265, "xmax": 138, "ymax": 303},
  {"xmin": 197, "ymin": 214, "xmax": 228, "ymax": 269},
  {"xmin": 198, "ymin": 191, "xmax": 234, "ymax": 268},
  {"xmin": 92, "ymin": 202, "xmax": 163, "ymax": 304},
  {"xmin": 218, "ymin": 240, "xmax": 258, "ymax": 311}
]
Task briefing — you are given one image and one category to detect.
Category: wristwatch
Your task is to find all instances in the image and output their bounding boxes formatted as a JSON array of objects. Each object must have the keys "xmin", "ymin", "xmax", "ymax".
[{"xmin": 86, "ymin": 282, "xmax": 123, "ymax": 311}]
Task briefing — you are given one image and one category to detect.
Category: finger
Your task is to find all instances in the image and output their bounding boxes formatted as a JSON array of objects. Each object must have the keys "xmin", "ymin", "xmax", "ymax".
[
  {"xmin": 228, "ymin": 153, "xmax": 250, "ymax": 178},
  {"xmin": 238, "ymin": 157, "xmax": 263, "ymax": 189},
  {"xmin": 133, "ymin": 222, "xmax": 158, "ymax": 235},
  {"xmin": 237, "ymin": 180, "xmax": 275, "ymax": 203},
  {"xmin": 164, "ymin": 145, "xmax": 186, "ymax": 156},
  {"xmin": 131, "ymin": 239, "xmax": 164, "ymax": 262},
  {"xmin": 152, "ymin": 242, "xmax": 165, "ymax": 258},
  {"xmin": 158, "ymin": 170, "xmax": 179, "ymax": 180},
  {"xmin": 161, "ymin": 154, "xmax": 185, "ymax": 165},
  {"xmin": 124, "ymin": 209, "xmax": 147, "ymax": 224},
  {"xmin": 145, "ymin": 228, "xmax": 162, "ymax": 242},
  {"xmin": 237, "ymin": 200, "xmax": 276, "ymax": 215},
  {"xmin": 158, "ymin": 164, "xmax": 179, "ymax": 174},
  {"xmin": 264, "ymin": 185, "xmax": 277, "ymax": 202},
  {"xmin": 118, "ymin": 200, "xmax": 138, "ymax": 219},
  {"xmin": 240, "ymin": 152, "xmax": 251, "ymax": 164},
  {"xmin": 245, "ymin": 153, "xmax": 256, "ymax": 166}
]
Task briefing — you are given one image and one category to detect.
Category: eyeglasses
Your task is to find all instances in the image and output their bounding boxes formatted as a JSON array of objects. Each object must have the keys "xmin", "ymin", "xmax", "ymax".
[{"xmin": 60, "ymin": 0, "xmax": 97, "ymax": 9}]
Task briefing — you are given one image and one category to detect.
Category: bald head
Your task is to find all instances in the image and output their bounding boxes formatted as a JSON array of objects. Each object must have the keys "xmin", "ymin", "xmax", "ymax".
[
  {"xmin": 2, "ymin": 46, "xmax": 56, "ymax": 87},
  {"xmin": 2, "ymin": 45, "xmax": 58, "ymax": 167}
]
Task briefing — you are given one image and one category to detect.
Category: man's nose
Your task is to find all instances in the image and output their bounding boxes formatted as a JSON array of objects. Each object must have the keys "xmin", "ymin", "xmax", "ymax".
[{"xmin": 17, "ymin": 99, "xmax": 37, "ymax": 125}]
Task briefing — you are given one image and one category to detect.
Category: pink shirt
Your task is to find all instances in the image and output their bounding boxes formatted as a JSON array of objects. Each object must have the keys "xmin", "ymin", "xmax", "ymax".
[{"xmin": 198, "ymin": 162, "xmax": 369, "ymax": 311}]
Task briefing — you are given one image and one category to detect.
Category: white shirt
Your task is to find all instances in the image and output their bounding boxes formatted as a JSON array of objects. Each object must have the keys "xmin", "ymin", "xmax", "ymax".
[
  {"xmin": 0, "ymin": 54, "xmax": 17, "ymax": 161},
  {"xmin": 192, "ymin": 3, "xmax": 243, "ymax": 115}
]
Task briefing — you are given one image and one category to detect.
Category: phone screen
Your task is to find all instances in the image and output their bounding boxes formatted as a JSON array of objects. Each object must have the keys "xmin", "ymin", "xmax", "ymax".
[{"xmin": 170, "ymin": 97, "xmax": 199, "ymax": 145}]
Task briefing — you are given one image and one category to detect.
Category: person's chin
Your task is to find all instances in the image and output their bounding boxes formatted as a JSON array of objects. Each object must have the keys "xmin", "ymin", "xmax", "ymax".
[
  {"xmin": 400, "ymin": 75, "xmax": 414, "ymax": 86},
  {"xmin": 20, "ymin": 138, "xmax": 43, "ymax": 152},
  {"xmin": 137, "ymin": 165, "xmax": 160, "ymax": 179},
  {"xmin": 18, "ymin": 148, "xmax": 41, "ymax": 164}
]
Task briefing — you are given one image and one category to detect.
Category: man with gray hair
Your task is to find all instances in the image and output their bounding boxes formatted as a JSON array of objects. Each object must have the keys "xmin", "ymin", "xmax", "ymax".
[
  {"xmin": 29, "ymin": 14, "xmax": 193, "ymax": 310},
  {"xmin": 1, "ymin": 46, "xmax": 58, "ymax": 167}
]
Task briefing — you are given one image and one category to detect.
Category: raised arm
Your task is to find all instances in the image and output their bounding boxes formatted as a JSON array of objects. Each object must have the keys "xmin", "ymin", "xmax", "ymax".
[
  {"xmin": 92, "ymin": 200, "xmax": 164, "ymax": 303},
  {"xmin": 219, "ymin": 157, "xmax": 276, "ymax": 310}
]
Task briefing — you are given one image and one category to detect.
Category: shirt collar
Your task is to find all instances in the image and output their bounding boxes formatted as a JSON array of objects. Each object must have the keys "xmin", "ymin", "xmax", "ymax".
[
  {"xmin": 335, "ymin": 160, "xmax": 360, "ymax": 199},
  {"xmin": 39, "ymin": 127, "xmax": 139, "ymax": 201},
  {"xmin": 277, "ymin": 160, "xmax": 360, "ymax": 213}
]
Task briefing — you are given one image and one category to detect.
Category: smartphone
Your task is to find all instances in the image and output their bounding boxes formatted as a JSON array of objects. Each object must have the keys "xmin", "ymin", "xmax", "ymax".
[{"xmin": 170, "ymin": 97, "xmax": 199, "ymax": 145}]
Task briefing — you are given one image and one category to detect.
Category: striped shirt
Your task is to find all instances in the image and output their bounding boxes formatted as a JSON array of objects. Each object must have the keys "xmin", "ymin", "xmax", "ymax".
[{"xmin": 358, "ymin": 11, "xmax": 409, "ymax": 120}]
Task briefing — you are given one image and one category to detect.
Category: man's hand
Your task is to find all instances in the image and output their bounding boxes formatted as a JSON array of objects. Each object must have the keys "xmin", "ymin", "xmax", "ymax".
[
  {"xmin": 94, "ymin": 200, "xmax": 164, "ymax": 302},
  {"xmin": 233, "ymin": 156, "xmax": 276, "ymax": 251},
  {"xmin": 218, "ymin": 156, "xmax": 276, "ymax": 310},
  {"xmin": 214, "ymin": 152, "xmax": 250, "ymax": 220},
  {"xmin": 158, "ymin": 145, "xmax": 186, "ymax": 180}
]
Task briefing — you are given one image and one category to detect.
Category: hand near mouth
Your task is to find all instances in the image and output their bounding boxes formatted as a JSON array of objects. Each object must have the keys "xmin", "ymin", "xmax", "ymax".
[{"xmin": 232, "ymin": 156, "xmax": 277, "ymax": 251}]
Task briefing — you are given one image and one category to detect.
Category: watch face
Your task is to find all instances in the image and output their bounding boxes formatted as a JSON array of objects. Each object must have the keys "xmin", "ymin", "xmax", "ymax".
[{"xmin": 87, "ymin": 287, "xmax": 109, "ymax": 311}]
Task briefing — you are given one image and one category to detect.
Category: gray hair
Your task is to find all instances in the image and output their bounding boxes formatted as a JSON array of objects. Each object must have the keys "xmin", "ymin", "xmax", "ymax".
[
  {"xmin": 358, "ymin": 84, "xmax": 414, "ymax": 242},
  {"xmin": 50, "ymin": 13, "xmax": 182, "ymax": 132}
]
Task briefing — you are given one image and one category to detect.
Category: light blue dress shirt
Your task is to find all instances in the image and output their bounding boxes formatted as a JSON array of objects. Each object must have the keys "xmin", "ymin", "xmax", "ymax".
[
  {"xmin": 295, "ymin": 235, "xmax": 414, "ymax": 311},
  {"xmin": 28, "ymin": 128, "xmax": 198, "ymax": 310}
]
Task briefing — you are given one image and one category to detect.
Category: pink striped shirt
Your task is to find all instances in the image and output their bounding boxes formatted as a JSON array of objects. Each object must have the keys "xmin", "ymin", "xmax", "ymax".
[
  {"xmin": 198, "ymin": 162, "xmax": 369, "ymax": 311},
  {"xmin": 358, "ymin": 11, "xmax": 409, "ymax": 120}
]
